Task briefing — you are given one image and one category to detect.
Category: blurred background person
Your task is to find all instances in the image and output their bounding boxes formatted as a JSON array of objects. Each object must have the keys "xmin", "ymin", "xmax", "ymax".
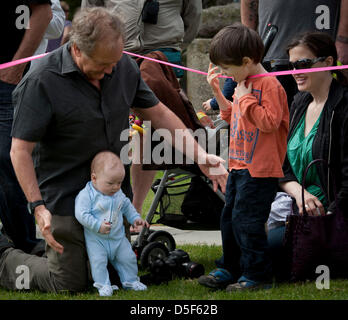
[
  {"xmin": 241, "ymin": 0, "xmax": 348, "ymax": 107},
  {"xmin": 0, "ymin": 0, "xmax": 52, "ymax": 253},
  {"xmin": 47, "ymin": 1, "xmax": 73, "ymax": 52},
  {"xmin": 31, "ymin": 0, "xmax": 65, "ymax": 67}
]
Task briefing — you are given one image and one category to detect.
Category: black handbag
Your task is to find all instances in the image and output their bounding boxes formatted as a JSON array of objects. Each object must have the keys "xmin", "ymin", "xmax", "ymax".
[{"xmin": 283, "ymin": 159, "xmax": 348, "ymax": 281}]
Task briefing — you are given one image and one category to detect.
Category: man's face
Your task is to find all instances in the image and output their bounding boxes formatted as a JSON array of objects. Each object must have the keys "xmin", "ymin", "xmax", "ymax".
[{"xmin": 73, "ymin": 37, "xmax": 124, "ymax": 81}]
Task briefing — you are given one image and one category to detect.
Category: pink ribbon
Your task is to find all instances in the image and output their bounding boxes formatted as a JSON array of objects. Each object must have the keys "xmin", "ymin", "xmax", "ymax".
[
  {"xmin": 1, "ymin": 50, "xmax": 347, "ymax": 80},
  {"xmin": 0, "ymin": 53, "xmax": 48, "ymax": 70},
  {"xmin": 249, "ymin": 65, "xmax": 348, "ymax": 78}
]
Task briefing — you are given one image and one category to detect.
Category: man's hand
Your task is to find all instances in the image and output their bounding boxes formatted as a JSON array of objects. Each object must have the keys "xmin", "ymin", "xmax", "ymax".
[
  {"xmin": 234, "ymin": 80, "xmax": 252, "ymax": 100},
  {"xmin": 336, "ymin": 40, "xmax": 348, "ymax": 82},
  {"xmin": 0, "ymin": 66, "xmax": 25, "ymax": 85},
  {"xmin": 99, "ymin": 221, "xmax": 112, "ymax": 234},
  {"xmin": 35, "ymin": 206, "xmax": 64, "ymax": 254},
  {"xmin": 198, "ymin": 154, "xmax": 228, "ymax": 193}
]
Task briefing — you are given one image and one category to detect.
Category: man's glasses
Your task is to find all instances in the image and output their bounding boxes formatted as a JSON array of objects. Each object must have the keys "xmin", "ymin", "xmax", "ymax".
[{"xmin": 289, "ymin": 57, "xmax": 327, "ymax": 70}]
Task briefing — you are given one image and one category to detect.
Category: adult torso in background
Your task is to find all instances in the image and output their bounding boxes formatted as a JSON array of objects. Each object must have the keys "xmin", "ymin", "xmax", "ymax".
[
  {"xmin": 259, "ymin": 0, "xmax": 341, "ymax": 64},
  {"xmin": 142, "ymin": 0, "xmax": 184, "ymax": 51},
  {"xmin": 1, "ymin": 1, "xmax": 30, "ymax": 63}
]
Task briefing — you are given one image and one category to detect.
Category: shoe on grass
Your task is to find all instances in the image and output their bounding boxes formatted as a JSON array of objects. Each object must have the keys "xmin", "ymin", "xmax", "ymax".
[
  {"xmin": 93, "ymin": 283, "xmax": 119, "ymax": 296},
  {"xmin": 122, "ymin": 280, "xmax": 147, "ymax": 291},
  {"xmin": 226, "ymin": 277, "xmax": 272, "ymax": 292},
  {"xmin": 198, "ymin": 268, "xmax": 234, "ymax": 289}
]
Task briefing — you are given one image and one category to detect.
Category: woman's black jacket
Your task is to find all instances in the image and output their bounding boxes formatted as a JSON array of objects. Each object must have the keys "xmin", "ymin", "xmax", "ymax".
[{"xmin": 280, "ymin": 79, "xmax": 348, "ymax": 214}]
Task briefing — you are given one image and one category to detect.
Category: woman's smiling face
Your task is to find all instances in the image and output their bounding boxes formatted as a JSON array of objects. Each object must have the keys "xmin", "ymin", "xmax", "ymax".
[{"xmin": 288, "ymin": 45, "xmax": 330, "ymax": 93}]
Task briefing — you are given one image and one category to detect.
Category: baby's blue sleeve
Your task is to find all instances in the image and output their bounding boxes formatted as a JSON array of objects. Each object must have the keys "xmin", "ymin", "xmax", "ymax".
[
  {"xmin": 75, "ymin": 188, "xmax": 102, "ymax": 233},
  {"xmin": 121, "ymin": 197, "xmax": 141, "ymax": 225}
]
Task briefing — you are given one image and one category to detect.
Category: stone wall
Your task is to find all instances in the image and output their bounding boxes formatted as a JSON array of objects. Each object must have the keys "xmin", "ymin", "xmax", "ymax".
[
  {"xmin": 202, "ymin": 0, "xmax": 239, "ymax": 9},
  {"xmin": 198, "ymin": 2, "xmax": 241, "ymax": 39},
  {"xmin": 186, "ymin": 2, "xmax": 240, "ymax": 114}
]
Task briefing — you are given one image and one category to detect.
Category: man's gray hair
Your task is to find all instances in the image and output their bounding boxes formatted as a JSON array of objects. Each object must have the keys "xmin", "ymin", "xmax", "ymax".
[{"xmin": 70, "ymin": 7, "xmax": 125, "ymax": 56}]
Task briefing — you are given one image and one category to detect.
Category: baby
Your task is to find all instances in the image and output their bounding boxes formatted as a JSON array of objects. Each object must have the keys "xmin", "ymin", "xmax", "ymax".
[{"xmin": 75, "ymin": 151, "xmax": 148, "ymax": 296}]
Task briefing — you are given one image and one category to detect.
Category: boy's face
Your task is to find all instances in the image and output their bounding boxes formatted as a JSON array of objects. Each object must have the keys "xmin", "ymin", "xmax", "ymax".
[
  {"xmin": 219, "ymin": 59, "xmax": 251, "ymax": 83},
  {"xmin": 92, "ymin": 168, "xmax": 124, "ymax": 196}
]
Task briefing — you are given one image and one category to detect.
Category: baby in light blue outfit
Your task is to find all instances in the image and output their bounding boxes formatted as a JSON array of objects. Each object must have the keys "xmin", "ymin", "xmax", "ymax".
[{"xmin": 75, "ymin": 151, "xmax": 148, "ymax": 296}]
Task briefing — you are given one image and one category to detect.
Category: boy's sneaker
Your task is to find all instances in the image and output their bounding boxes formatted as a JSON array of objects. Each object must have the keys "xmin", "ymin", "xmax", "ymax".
[
  {"xmin": 0, "ymin": 232, "xmax": 15, "ymax": 258},
  {"xmin": 122, "ymin": 280, "xmax": 147, "ymax": 291},
  {"xmin": 198, "ymin": 268, "xmax": 234, "ymax": 289},
  {"xmin": 226, "ymin": 277, "xmax": 272, "ymax": 292}
]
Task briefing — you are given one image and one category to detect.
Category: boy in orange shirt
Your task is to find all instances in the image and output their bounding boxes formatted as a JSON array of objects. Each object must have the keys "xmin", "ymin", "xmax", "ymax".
[{"xmin": 198, "ymin": 24, "xmax": 289, "ymax": 291}]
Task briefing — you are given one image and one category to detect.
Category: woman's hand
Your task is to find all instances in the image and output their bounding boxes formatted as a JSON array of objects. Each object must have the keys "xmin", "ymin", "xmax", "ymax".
[{"xmin": 295, "ymin": 189, "xmax": 326, "ymax": 216}]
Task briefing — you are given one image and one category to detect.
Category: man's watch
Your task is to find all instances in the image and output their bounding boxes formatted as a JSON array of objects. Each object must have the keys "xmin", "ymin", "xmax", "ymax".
[{"xmin": 27, "ymin": 200, "xmax": 46, "ymax": 215}]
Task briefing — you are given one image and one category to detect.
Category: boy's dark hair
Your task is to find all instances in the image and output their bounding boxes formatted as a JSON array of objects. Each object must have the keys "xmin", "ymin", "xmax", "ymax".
[{"xmin": 209, "ymin": 23, "xmax": 264, "ymax": 66}]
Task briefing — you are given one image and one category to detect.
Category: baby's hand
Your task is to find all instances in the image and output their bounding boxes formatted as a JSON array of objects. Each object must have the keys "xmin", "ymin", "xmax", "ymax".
[
  {"xmin": 133, "ymin": 218, "xmax": 150, "ymax": 229},
  {"xmin": 99, "ymin": 221, "xmax": 111, "ymax": 234}
]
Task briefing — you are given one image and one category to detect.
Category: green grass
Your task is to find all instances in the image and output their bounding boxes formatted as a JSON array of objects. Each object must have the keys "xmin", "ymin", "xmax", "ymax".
[{"xmin": 1, "ymin": 244, "xmax": 348, "ymax": 300}]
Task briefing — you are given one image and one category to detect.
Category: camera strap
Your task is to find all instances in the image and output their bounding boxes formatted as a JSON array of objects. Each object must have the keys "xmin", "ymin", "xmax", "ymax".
[{"xmin": 141, "ymin": 0, "xmax": 160, "ymax": 24}]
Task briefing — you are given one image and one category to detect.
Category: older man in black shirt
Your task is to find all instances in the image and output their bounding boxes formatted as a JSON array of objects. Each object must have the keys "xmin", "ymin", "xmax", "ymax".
[{"xmin": 0, "ymin": 7, "xmax": 227, "ymax": 292}]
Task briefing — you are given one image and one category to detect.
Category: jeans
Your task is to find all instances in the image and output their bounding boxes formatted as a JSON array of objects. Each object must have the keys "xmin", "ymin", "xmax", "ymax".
[
  {"xmin": 218, "ymin": 169, "xmax": 278, "ymax": 282},
  {"xmin": 0, "ymin": 80, "xmax": 39, "ymax": 253},
  {"xmin": 267, "ymin": 225, "xmax": 290, "ymax": 281}
]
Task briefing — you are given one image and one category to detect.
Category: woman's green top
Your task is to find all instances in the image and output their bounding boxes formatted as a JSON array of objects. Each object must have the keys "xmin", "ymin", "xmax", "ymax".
[{"xmin": 287, "ymin": 109, "xmax": 327, "ymax": 207}]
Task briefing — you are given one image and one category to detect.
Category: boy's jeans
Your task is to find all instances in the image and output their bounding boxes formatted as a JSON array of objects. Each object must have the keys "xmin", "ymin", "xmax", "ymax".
[
  {"xmin": 0, "ymin": 80, "xmax": 39, "ymax": 253},
  {"xmin": 219, "ymin": 169, "xmax": 278, "ymax": 282}
]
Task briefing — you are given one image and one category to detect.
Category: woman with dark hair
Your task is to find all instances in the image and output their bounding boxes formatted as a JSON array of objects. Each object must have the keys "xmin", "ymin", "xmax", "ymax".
[{"xmin": 267, "ymin": 32, "xmax": 348, "ymax": 280}]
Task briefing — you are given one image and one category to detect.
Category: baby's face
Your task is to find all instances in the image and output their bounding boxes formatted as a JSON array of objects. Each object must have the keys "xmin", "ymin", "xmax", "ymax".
[{"xmin": 92, "ymin": 169, "xmax": 124, "ymax": 196}]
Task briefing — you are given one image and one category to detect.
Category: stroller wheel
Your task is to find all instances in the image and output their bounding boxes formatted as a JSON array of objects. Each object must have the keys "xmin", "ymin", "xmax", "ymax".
[
  {"xmin": 147, "ymin": 230, "xmax": 176, "ymax": 252},
  {"xmin": 140, "ymin": 242, "xmax": 169, "ymax": 270}
]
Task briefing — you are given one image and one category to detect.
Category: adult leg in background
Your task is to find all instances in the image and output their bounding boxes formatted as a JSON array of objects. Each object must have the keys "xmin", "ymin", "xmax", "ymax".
[{"xmin": 0, "ymin": 80, "xmax": 38, "ymax": 253}]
